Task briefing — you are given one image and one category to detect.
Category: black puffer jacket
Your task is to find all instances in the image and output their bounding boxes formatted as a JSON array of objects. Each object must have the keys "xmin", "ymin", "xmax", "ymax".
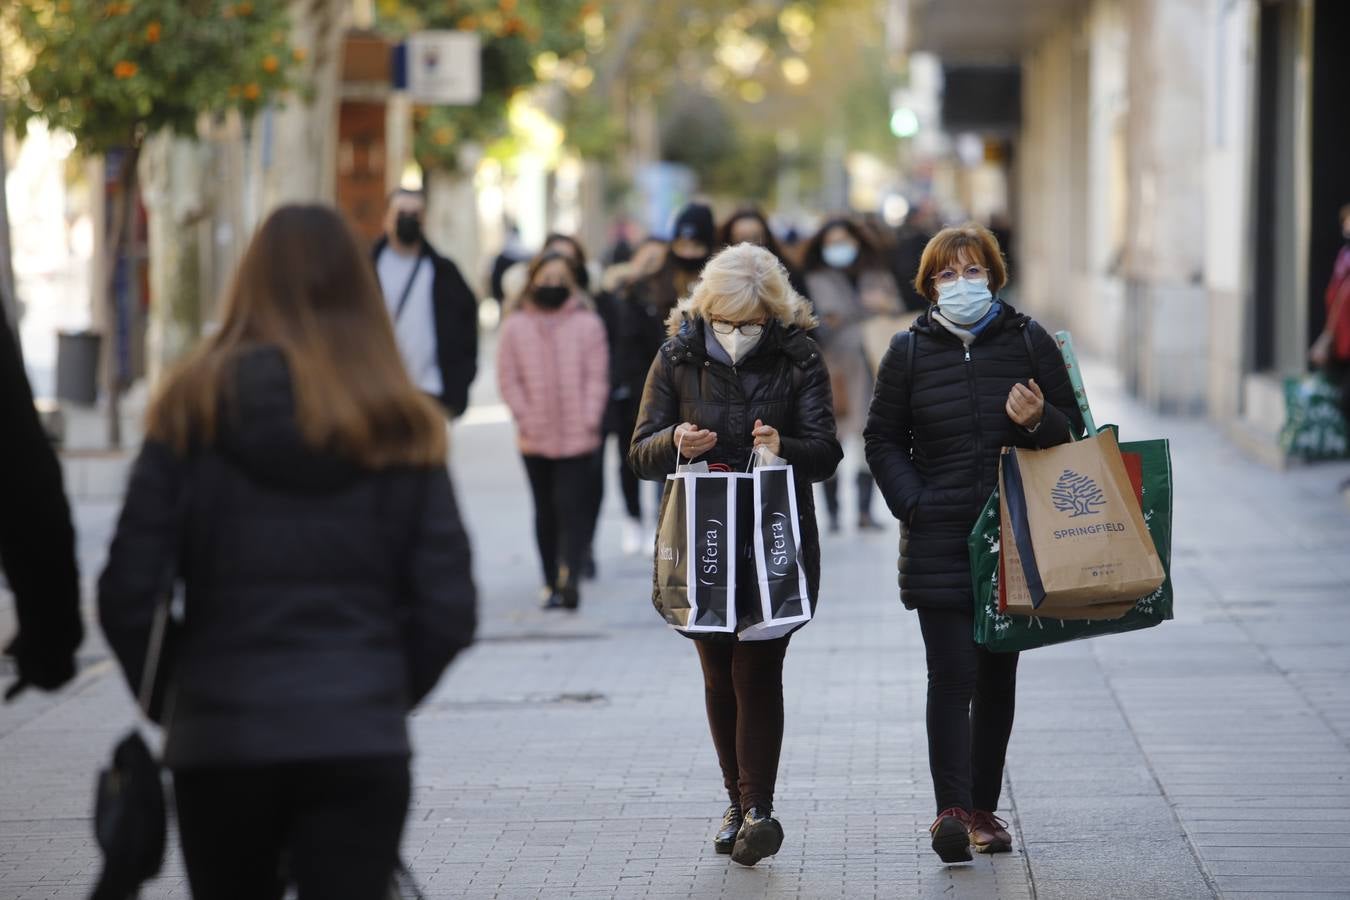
[
  {"xmin": 864, "ymin": 303, "xmax": 1083, "ymax": 612},
  {"xmin": 628, "ymin": 317, "xmax": 843, "ymax": 637},
  {"xmin": 98, "ymin": 346, "xmax": 476, "ymax": 769}
]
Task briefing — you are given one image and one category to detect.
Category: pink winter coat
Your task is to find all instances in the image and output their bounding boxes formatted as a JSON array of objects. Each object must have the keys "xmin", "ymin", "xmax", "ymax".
[{"xmin": 497, "ymin": 296, "xmax": 610, "ymax": 459}]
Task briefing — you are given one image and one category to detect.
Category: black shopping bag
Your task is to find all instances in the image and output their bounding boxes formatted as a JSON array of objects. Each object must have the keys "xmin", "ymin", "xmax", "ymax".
[
  {"xmin": 653, "ymin": 471, "xmax": 751, "ymax": 634},
  {"xmin": 738, "ymin": 464, "xmax": 813, "ymax": 641}
]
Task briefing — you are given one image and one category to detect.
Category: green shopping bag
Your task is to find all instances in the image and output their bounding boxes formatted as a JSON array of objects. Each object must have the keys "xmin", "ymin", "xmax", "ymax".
[
  {"xmin": 970, "ymin": 435, "xmax": 1173, "ymax": 652},
  {"xmin": 1280, "ymin": 374, "xmax": 1349, "ymax": 461}
]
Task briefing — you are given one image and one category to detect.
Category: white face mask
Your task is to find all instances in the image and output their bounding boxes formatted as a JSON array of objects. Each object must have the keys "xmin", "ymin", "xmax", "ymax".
[
  {"xmin": 713, "ymin": 328, "xmax": 762, "ymax": 364},
  {"xmin": 935, "ymin": 277, "xmax": 994, "ymax": 324},
  {"xmin": 822, "ymin": 242, "xmax": 858, "ymax": 269}
]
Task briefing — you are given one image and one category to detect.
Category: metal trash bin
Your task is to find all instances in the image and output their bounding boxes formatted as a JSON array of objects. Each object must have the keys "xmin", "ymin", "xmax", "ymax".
[{"xmin": 56, "ymin": 330, "xmax": 101, "ymax": 406}]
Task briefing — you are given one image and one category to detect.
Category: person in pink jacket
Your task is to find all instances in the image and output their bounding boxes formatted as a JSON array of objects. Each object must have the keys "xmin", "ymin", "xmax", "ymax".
[{"xmin": 498, "ymin": 251, "xmax": 611, "ymax": 610}]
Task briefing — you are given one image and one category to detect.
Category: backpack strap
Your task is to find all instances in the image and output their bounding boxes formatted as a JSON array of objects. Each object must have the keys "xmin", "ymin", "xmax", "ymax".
[{"xmin": 1021, "ymin": 324, "xmax": 1040, "ymax": 382}]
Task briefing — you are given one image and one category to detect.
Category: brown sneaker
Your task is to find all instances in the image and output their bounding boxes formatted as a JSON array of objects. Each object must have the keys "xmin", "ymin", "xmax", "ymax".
[
  {"xmin": 929, "ymin": 808, "xmax": 973, "ymax": 863},
  {"xmin": 969, "ymin": 810, "xmax": 1012, "ymax": 854}
]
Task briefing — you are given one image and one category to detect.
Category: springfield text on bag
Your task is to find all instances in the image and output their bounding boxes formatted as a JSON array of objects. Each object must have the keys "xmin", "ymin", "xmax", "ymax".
[{"xmin": 1053, "ymin": 521, "xmax": 1127, "ymax": 540}]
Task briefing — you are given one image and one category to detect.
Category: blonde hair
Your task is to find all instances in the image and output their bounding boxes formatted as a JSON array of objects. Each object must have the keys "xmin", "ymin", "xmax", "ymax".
[{"xmin": 666, "ymin": 243, "xmax": 817, "ymax": 336}]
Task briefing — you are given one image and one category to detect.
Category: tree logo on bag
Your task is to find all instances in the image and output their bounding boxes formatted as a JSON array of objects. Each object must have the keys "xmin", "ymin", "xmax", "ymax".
[{"xmin": 1051, "ymin": 469, "xmax": 1105, "ymax": 517}]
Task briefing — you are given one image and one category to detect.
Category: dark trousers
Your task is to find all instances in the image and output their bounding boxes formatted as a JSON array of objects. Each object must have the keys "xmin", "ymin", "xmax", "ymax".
[
  {"xmin": 695, "ymin": 636, "xmax": 791, "ymax": 812},
  {"xmin": 173, "ymin": 756, "xmax": 410, "ymax": 900},
  {"xmin": 822, "ymin": 470, "xmax": 876, "ymax": 522},
  {"xmin": 612, "ymin": 395, "xmax": 643, "ymax": 520},
  {"xmin": 523, "ymin": 454, "xmax": 595, "ymax": 589},
  {"xmin": 916, "ymin": 609, "xmax": 1019, "ymax": 814}
]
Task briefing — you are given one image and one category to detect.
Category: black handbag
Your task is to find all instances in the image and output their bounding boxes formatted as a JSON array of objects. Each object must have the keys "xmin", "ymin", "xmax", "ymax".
[
  {"xmin": 91, "ymin": 469, "xmax": 196, "ymax": 900},
  {"xmin": 90, "ymin": 598, "xmax": 176, "ymax": 900}
]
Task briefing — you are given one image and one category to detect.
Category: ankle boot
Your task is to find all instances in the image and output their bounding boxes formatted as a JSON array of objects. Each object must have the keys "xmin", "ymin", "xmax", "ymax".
[
  {"xmin": 713, "ymin": 805, "xmax": 742, "ymax": 855},
  {"xmin": 731, "ymin": 808, "xmax": 784, "ymax": 867}
]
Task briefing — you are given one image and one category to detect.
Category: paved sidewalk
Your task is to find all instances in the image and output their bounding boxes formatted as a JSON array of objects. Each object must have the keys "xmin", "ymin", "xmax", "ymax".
[{"xmin": 2, "ymin": 358, "xmax": 1349, "ymax": 899}]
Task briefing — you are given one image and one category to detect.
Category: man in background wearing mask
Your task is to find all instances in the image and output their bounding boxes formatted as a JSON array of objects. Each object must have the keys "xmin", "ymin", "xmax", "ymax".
[{"xmin": 373, "ymin": 188, "xmax": 480, "ymax": 418}]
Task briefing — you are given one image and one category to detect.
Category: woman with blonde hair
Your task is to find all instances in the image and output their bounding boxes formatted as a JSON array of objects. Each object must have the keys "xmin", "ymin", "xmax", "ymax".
[
  {"xmin": 629, "ymin": 243, "xmax": 842, "ymax": 867},
  {"xmin": 98, "ymin": 205, "xmax": 476, "ymax": 899}
]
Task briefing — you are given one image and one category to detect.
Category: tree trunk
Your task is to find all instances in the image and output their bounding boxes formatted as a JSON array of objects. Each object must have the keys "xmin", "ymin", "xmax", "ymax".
[
  {"xmin": 104, "ymin": 143, "xmax": 142, "ymax": 449},
  {"xmin": 426, "ymin": 166, "xmax": 481, "ymax": 288},
  {"xmin": 141, "ymin": 132, "xmax": 212, "ymax": 384},
  {"xmin": 257, "ymin": 0, "xmax": 348, "ymax": 214}
]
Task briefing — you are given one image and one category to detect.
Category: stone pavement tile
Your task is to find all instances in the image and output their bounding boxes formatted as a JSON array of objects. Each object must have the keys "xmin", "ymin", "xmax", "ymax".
[{"xmin": 1213, "ymin": 875, "xmax": 1350, "ymax": 894}]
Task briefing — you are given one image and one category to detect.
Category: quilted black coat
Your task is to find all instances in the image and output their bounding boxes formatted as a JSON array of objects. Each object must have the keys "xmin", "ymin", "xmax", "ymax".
[
  {"xmin": 628, "ymin": 317, "xmax": 844, "ymax": 637},
  {"xmin": 864, "ymin": 303, "xmax": 1084, "ymax": 612},
  {"xmin": 98, "ymin": 346, "xmax": 476, "ymax": 768}
]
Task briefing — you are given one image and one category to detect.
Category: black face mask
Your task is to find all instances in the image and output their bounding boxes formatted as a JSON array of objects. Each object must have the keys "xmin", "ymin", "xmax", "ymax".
[
  {"xmin": 395, "ymin": 213, "xmax": 422, "ymax": 246},
  {"xmin": 671, "ymin": 253, "xmax": 708, "ymax": 273},
  {"xmin": 532, "ymin": 285, "xmax": 571, "ymax": 309}
]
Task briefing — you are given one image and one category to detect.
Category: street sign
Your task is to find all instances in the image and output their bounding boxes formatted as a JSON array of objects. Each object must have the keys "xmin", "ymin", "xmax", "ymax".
[{"xmin": 397, "ymin": 31, "xmax": 481, "ymax": 106}]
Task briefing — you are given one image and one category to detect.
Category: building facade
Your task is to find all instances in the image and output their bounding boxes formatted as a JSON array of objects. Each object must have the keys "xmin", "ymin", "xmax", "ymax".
[{"xmin": 902, "ymin": 0, "xmax": 1350, "ymax": 458}]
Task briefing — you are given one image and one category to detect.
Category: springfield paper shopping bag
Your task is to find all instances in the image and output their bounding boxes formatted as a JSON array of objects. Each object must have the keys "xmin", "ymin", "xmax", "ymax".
[
  {"xmin": 654, "ymin": 471, "xmax": 751, "ymax": 634},
  {"xmin": 998, "ymin": 471, "xmax": 1135, "ymax": 621},
  {"xmin": 1001, "ymin": 428, "xmax": 1164, "ymax": 609},
  {"xmin": 738, "ymin": 463, "xmax": 813, "ymax": 641}
]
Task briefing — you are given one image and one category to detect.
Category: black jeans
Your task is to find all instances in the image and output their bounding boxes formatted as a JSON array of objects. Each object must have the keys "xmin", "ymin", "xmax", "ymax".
[
  {"xmin": 173, "ymin": 756, "xmax": 410, "ymax": 900},
  {"xmin": 612, "ymin": 394, "xmax": 643, "ymax": 520},
  {"xmin": 916, "ymin": 609, "xmax": 1019, "ymax": 814},
  {"xmin": 522, "ymin": 453, "xmax": 595, "ymax": 589},
  {"xmin": 695, "ymin": 636, "xmax": 791, "ymax": 812},
  {"xmin": 822, "ymin": 470, "xmax": 876, "ymax": 522}
]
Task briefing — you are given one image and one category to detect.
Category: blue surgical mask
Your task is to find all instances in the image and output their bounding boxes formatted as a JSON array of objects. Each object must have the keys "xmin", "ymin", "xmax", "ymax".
[
  {"xmin": 936, "ymin": 278, "xmax": 994, "ymax": 325},
  {"xmin": 822, "ymin": 243, "xmax": 858, "ymax": 269}
]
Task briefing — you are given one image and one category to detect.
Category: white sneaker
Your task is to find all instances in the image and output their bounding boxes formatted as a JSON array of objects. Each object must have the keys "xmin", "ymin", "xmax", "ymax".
[{"xmin": 622, "ymin": 518, "xmax": 644, "ymax": 556}]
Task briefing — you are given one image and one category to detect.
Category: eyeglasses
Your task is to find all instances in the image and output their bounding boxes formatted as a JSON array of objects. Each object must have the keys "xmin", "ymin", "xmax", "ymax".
[
  {"xmin": 933, "ymin": 264, "xmax": 989, "ymax": 287},
  {"xmin": 710, "ymin": 319, "xmax": 765, "ymax": 337}
]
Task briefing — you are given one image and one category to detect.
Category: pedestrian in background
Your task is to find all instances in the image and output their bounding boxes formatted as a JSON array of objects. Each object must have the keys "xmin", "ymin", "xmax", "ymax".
[
  {"xmin": 497, "ymin": 251, "xmax": 609, "ymax": 611},
  {"xmin": 629, "ymin": 244, "xmax": 842, "ymax": 867},
  {"xmin": 717, "ymin": 206, "xmax": 810, "ymax": 300},
  {"xmin": 99, "ymin": 204, "xmax": 477, "ymax": 899},
  {"xmin": 595, "ymin": 236, "xmax": 668, "ymax": 554},
  {"xmin": 0, "ymin": 309, "xmax": 82, "ymax": 701},
  {"xmin": 803, "ymin": 217, "xmax": 902, "ymax": 532},
  {"xmin": 864, "ymin": 222, "xmax": 1081, "ymax": 863},
  {"xmin": 373, "ymin": 187, "xmax": 480, "ymax": 419},
  {"xmin": 1310, "ymin": 203, "xmax": 1350, "ymax": 439},
  {"xmin": 891, "ymin": 203, "xmax": 939, "ymax": 313}
]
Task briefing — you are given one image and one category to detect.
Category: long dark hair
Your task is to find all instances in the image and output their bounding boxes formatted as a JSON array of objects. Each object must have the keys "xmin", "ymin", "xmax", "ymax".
[
  {"xmin": 801, "ymin": 216, "xmax": 884, "ymax": 274},
  {"xmin": 718, "ymin": 207, "xmax": 787, "ymax": 258},
  {"xmin": 147, "ymin": 204, "xmax": 447, "ymax": 467},
  {"xmin": 543, "ymin": 233, "xmax": 590, "ymax": 290}
]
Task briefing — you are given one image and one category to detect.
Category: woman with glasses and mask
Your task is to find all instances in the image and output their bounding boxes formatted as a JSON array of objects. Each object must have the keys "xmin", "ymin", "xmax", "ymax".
[
  {"xmin": 498, "ymin": 251, "xmax": 610, "ymax": 611},
  {"xmin": 864, "ymin": 223, "xmax": 1083, "ymax": 864},
  {"xmin": 629, "ymin": 244, "xmax": 842, "ymax": 868},
  {"xmin": 802, "ymin": 217, "xmax": 902, "ymax": 533}
]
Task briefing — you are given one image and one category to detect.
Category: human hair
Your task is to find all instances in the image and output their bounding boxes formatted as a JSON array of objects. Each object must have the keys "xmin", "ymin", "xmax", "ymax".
[
  {"xmin": 913, "ymin": 222, "xmax": 1009, "ymax": 302},
  {"xmin": 801, "ymin": 216, "xmax": 883, "ymax": 273},
  {"xmin": 543, "ymin": 232, "xmax": 590, "ymax": 289},
  {"xmin": 666, "ymin": 243, "xmax": 816, "ymax": 336},
  {"xmin": 525, "ymin": 251, "xmax": 583, "ymax": 292},
  {"xmin": 1340, "ymin": 203, "xmax": 1350, "ymax": 227},
  {"xmin": 146, "ymin": 204, "xmax": 447, "ymax": 467},
  {"xmin": 718, "ymin": 207, "xmax": 786, "ymax": 258}
]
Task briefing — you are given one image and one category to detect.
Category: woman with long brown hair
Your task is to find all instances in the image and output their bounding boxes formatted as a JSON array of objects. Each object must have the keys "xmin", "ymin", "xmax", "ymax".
[{"xmin": 98, "ymin": 204, "xmax": 477, "ymax": 899}]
